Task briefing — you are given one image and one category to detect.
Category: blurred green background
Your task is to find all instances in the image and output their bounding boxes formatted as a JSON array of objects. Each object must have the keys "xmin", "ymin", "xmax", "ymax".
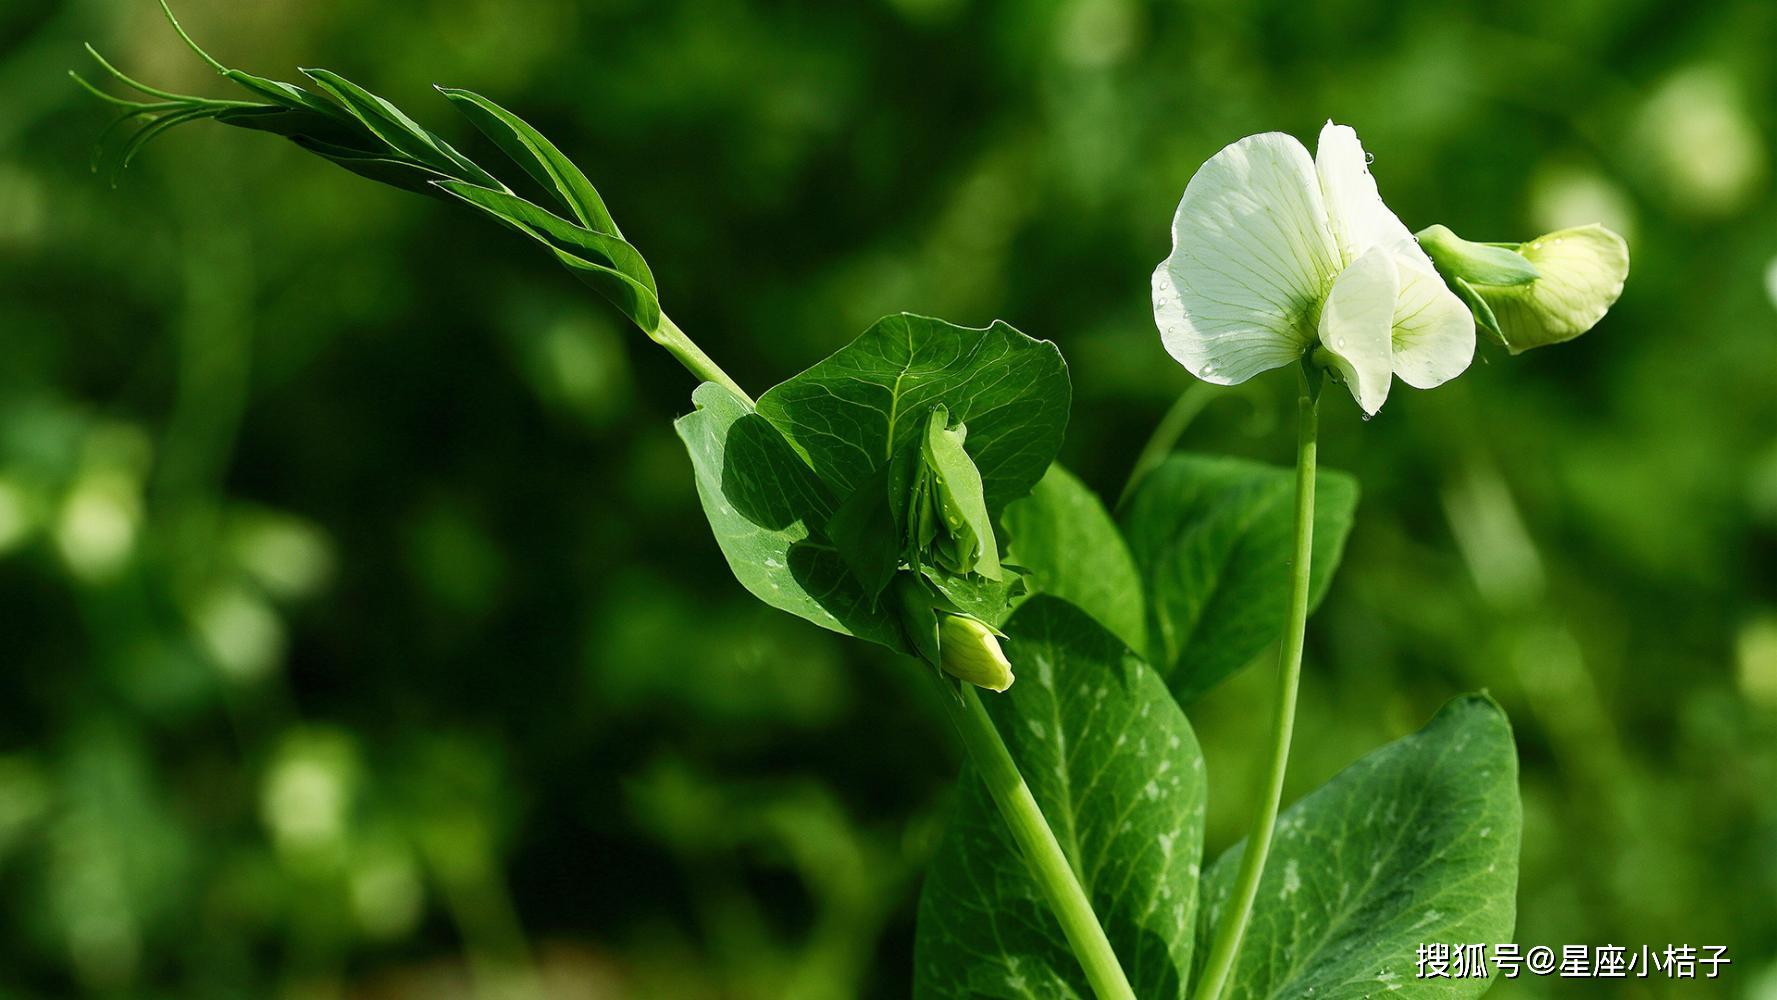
[{"xmin": 3, "ymin": 0, "xmax": 1775, "ymax": 996}]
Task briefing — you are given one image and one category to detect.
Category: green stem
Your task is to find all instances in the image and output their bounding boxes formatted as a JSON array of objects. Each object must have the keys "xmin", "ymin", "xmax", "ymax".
[
  {"xmin": 1117, "ymin": 383, "xmax": 1214, "ymax": 508},
  {"xmin": 1190, "ymin": 383, "xmax": 1318, "ymax": 1000},
  {"xmin": 652, "ymin": 312, "xmax": 753, "ymax": 405},
  {"xmin": 935, "ymin": 676, "xmax": 1137, "ymax": 1000}
]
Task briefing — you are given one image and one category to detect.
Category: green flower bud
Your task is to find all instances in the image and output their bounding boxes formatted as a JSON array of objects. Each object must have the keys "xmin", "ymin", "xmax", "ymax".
[
  {"xmin": 1416, "ymin": 224, "xmax": 1541, "ymax": 287},
  {"xmin": 938, "ymin": 613, "xmax": 1014, "ymax": 692},
  {"xmin": 1467, "ymin": 225, "xmax": 1629, "ymax": 354},
  {"xmin": 906, "ymin": 406, "xmax": 1001, "ymax": 580}
]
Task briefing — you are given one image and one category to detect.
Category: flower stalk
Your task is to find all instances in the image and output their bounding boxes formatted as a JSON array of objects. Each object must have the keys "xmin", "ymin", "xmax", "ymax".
[
  {"xmin": 932, "ymin": 675, "xmax": 1137, "ymax": 1000},
  {"xmin": 1191, "ymin": 373, "xmax": 1318, "ymax": 1000}
]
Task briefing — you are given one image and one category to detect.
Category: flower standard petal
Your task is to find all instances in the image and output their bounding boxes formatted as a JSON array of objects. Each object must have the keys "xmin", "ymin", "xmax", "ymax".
[
  {"xmin": 1153, "ymin": 132, "xmax": 1341, "ymax": 385},
  {"xmin": 1386, "ymin": 239, "xmax": 1476, "ymax": 389},
  {"xmin": 1317, "ymin": 245, "xmax": 1399, "ymax": 416},
  {"xmin": 1472, "ymin": 225, "xmax": 1630, "ymax": 353},
  {"xmin": 1315, "ymin": 121, "xmax": 1414, "ymax": 264}
]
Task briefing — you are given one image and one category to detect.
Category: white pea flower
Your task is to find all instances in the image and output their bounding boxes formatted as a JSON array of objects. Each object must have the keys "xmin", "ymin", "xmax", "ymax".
[{"xmin": 1152, "ymin": 122, "xmax": 1474, "ymax": 416}]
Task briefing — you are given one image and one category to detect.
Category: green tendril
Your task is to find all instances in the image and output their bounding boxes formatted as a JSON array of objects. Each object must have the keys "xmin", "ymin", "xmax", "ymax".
[{"xmin": 158, "ymin": 0, "xmax": 230, "ymax": 75}]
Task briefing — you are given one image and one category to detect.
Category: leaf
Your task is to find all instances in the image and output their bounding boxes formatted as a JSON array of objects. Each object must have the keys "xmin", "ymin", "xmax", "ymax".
[
  {"xmin": 914, "ymin": 597, "xmax": 1206, "ymax": 999},
  {"xmin": 1002, "ymin": 464, "xmax": 1145, "ymax": 654},
  {"xmin": 224, "ymin": 68, "xmax": 353, "ymax": 119},
  {"xmin": 549, "ymin": 246, "xmax": 663, "ymax": 334},
  {"xmin": 823, "ymin": 463, "xmax": 901, "ymax": 604},
  {"xmin": 214, "ymin": 105, "xmax": 370, "ymax": 147},
  {"xmin": 437, "ymin": 87, "xmax": 621, "ymax": 237},
  {"xmin": 430, "ymin": 180, "xmax": 662, "ymax": 332},
  {"xmin": 430, "ymin": 180, "xmax": 656, "ymax": 294},
  {"xmin": 289, "ymin": 135, "xmax": 455, "ymax": 197},
  {"xmin": 673, "ymin": 382, "xmax": 903, "ymax": 650},
  {"xmin": 755, "ymin": 313, "xmax": 1069, "ymax": 518},
  {"xmin": 299, "ymin": 67, "xmax": 503, "ymax": 190},
  {"xmin": 1196, "ymin": 695, "xmax": 1520, "ymax": 999},
  {"xmin": 1120, "ymin": 454, "xmax": 1357, "ymax": 702}
]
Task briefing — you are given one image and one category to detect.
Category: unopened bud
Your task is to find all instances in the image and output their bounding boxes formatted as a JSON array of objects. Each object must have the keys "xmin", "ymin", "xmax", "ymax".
[
  {"xmin": 938, "ymin": 614, "xmax": 1014, "ymax": 692},
  {"xmin": 1416, "ymin": 224, "xmax": 1540, "ymax": 287},
  {"xmin": 1468, "ymin": 224, "xmax": 1629, "ymax": 354}
]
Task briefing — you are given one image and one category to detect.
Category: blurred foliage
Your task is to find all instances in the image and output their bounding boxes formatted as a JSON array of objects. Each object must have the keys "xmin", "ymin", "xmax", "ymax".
[{"xmin": 3, "ymin": 0, "xmax": 1775, "ymax": 996}]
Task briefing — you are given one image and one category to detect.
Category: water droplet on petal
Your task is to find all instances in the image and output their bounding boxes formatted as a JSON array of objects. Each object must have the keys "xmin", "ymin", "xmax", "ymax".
[
  {"xmin": 1361, "ymin": 411, "xmax": 1375, "ymax": 422},
  {"xmin": 1197, "ymin": 363, "xmax": 1215, "ymax": 378}
]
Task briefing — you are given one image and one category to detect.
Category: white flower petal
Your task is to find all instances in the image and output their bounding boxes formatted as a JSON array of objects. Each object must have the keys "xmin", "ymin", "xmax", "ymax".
[
  {"xmin": 1317, "ymin": 245, "xmax": 1399, "ymax": 415},
  {"xmin": 1387, "ymin": 239, "xmax": 1476, "ymax": 388},
  {"xmin": 1315, "ymin": 121, "xmax": 1415, "ymax": 264},
  {"xmin": 1154, "ymin": 132, "xmax": 1340, "ymax": 385}
]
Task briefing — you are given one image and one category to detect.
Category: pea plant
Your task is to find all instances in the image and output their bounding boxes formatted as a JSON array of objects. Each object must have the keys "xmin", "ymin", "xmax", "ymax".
[{"xmin": 80, "ymin": 7, "xmax": 1628, "ymax": 997}]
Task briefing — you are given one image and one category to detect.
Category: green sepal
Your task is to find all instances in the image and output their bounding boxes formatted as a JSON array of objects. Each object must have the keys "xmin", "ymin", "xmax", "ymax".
[
  {"xmin": 1298, "ymin": 351, "xmax": 1325, "ymax": 402},
  {"xmin": 922, "ymin": 565, "xmax": 1021, "ymax": 629},
  {"xmin": 1416, "ymin": 223, "xmax": 1540, "ymax": 286},
  {"xmin": 1452, "ymin": 275, "xmax": 1505, "ymax": 344},
  {"xmin": 894, "ymin": 573, "xmax": 944, "ymax": 667}
]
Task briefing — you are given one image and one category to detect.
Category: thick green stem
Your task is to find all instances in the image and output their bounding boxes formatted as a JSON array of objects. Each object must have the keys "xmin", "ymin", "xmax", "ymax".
[
  {"xmin": 651, "ymin": 312, "xmax": 753, "ymax": 405},
  {"xmin": 1190, "ymin": 385, "xmax": 1318, "ymax": 1000},
  {"xmin": 935, "ymin": 676, "xmax": 1137, "ymax": 1000}
]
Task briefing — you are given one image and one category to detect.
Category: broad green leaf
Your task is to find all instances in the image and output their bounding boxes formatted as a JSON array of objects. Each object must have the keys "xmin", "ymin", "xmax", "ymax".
[
  {"xmin": 431, "ymin": 180, "xmax": 656, "ymax": 294},
  {"xmin": 1196, "ymin": 695, "xmax": 1520, "ymax": 999},
  {"xmin": 755, "ymin": 314, "xmax": 1069, "ymax": 518},
  {"xmin": 1472, "ymin": 225, "xmax": 1629, "ymax": 353},
  {"xmin": 824, "ymin": 463, "xmax": 901, "ymax": 604},
  {"xmin": 915, "ymin": 597, "xmax": 1206, "ymax": 999},
  {"xmin": 1121, "ymin": 454, "xmax": 1357, "ymax": 702},
  {"xmin": 1002, "ymin": 464, "xmax": 1145, "ymax": 654},
  {"xmin": 674, "ymin": 382, "xmax": 902, "ymax": 650},
  {"xmin": 437, "ymin": 87, "xmax": 621, "ymax": 237}
]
